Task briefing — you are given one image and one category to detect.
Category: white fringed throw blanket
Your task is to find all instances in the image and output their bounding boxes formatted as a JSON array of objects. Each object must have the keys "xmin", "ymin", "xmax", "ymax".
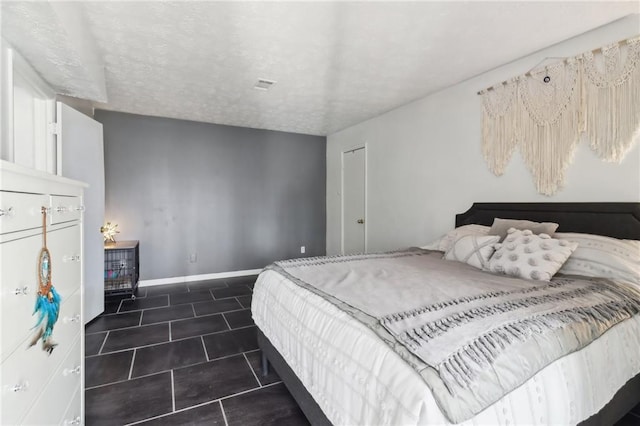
[{"xmin": 267, "ymin": 249, "xmax": 640, "ymax": 423}]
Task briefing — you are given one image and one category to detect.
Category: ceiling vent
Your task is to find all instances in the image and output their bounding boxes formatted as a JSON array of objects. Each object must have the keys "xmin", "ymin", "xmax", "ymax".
[{"xmin": 254, "ymin": 79, "xmax": 276, "ymax": 90}]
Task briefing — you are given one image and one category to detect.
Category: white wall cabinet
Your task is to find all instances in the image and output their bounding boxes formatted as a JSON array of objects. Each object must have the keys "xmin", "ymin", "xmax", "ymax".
[
  {"xmin": 1, "ymin": 39, "xmax": 57, "ymax": 174},
  {"xmin": 0, "ymin": 159, "xmax": 85, "ymax": 425}
]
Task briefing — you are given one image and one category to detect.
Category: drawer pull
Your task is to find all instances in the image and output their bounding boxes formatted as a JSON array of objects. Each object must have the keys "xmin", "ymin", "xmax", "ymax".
[
  {"xmin": 0, "ymin": 207, "xmax": 13, "ymax": 216},
  {"xmin": 13, "ymin": 286, "xmax": 29, "ymax": 295},
  {"xmin": 55, "ymin": 206, "xmax": 68, "ymax": 213},
  {"xmin": 74, "ymin": 205, "xmax": 85, "ymax": 212},
  {"xmin": 64, "ymin": 416, "xmax": 81, "ymax": 425},
  {"xmin": 0, "ymin": 206, "xmax": 14, "ymax": 217},
  {"xmin": 63, "ymin": 314, "xmax": 80, "ymax": 324},
  {"xmin": 63, "ymin": 254, "xmax": 81, "ymax": 262},
  {"xmin": 10, "ymin": 382, "xmax": 29, "ymax": 393},
  {"xmin": 63, "ymin": 365, "xmax": 81, "ymax": 376}
]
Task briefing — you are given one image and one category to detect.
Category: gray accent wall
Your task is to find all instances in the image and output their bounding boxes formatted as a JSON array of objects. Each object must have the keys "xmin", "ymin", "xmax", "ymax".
[{"xmin": 96, "ymin": 110, "xmax": 326, "ymax": 280}]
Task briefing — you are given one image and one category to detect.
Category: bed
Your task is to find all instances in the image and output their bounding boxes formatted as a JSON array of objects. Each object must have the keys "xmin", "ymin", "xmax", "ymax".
[{"xmin": 252, "ymin": 202, "xmax": 640, "ymax": 425}]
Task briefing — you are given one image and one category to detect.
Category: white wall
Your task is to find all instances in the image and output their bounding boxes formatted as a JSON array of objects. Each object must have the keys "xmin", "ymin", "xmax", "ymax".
[{"xmin": 326, "ymin": 15, "xmax": 640, "ymax": 255}]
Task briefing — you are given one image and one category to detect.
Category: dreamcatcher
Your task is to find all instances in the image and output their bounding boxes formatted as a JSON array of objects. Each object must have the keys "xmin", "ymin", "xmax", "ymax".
[{"xmin": 29, "ymin": 207, "xmax": 61, "ymax": 354}]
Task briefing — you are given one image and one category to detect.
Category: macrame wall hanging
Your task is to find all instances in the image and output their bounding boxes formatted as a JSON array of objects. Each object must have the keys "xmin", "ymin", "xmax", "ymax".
[{"xmin": 479, "ymin": 36, "xmax": 640, "ymax": 195}]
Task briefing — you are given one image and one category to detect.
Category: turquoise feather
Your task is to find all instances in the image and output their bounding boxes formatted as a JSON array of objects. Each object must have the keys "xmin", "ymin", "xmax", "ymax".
[{"xmin": 32, "ymin": 287, "xmax": 61, "ymax": 341}]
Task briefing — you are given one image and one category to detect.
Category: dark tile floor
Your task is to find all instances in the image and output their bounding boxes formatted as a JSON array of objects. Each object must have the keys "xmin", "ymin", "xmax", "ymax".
[
  {"xmin": 618, "ymin": 407, "xmax": 640, "ymax": 426},
  {"xmin": 85, "ymin": 275, "xmax": 640, "ymax": 425},
  {"xmin": 84, "ymin": 276, "xmax": 308, "ymax": 426}
]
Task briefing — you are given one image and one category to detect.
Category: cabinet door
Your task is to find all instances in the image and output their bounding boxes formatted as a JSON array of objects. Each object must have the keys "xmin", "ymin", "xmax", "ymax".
[{"xmin": 57, "ymin": 102, "xmax": 105, "ymax": 323}]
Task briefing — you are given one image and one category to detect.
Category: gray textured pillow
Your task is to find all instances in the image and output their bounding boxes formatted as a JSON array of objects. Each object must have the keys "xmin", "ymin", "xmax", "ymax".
[
  {"xmin": 489, "ymin": 218, "xmax": 559, "ymax": 242},
  {"xmin": 487, "ymin": 228, "xmax": 578, "ymax": 281}
]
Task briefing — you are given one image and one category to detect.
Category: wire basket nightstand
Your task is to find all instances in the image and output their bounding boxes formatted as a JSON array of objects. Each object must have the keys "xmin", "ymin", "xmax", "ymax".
[{"xmin": 104, "ymin": 240, "xmax": 139, "ymax": 297}]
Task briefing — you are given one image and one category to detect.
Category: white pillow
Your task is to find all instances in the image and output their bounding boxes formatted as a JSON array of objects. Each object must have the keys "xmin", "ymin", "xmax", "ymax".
[
  {"xmin": 445, "ymin": 235, "xmax": 500, "ymax": 270},
  {"xmin": 421, "ymin": 224, "xmax": 490, "ymax": 252},
  {"xmin": 555, "ymin": 232, "xmax": 640, "ymax": 286},
  {"xmin": 487, "ymin": 228, "xmax": 578, "ymax": 281}
]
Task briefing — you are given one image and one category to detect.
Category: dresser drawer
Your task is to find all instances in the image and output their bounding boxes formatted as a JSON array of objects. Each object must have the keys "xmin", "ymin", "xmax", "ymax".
[
  {"xmin": 59, "ymin": 386, "xmax": 81, "ymax": 426},
  {"xmin": 0, "ymin": 191, "xmax": 47, "ymax": 235},
  {"xmin": 50, "ymin": 195, "xmax": 82, "ymax": 225},
  {"xmin": 0, "ymin": 234, "xmax": 43, "ymax": 361},
  {"xmin": 21, "ymin": 337, "xmax": 82, "ymax": 426},
  {"xmin": 48, "ymin": 225, "xmax": 82, "ymax": 296},
  {"xmin": 1, "ymin": 229, "xmax": 81, "ymax": 361},
  {"xmin": 1, "ymin": 330, "xmax": 80, "ymax": 425}
]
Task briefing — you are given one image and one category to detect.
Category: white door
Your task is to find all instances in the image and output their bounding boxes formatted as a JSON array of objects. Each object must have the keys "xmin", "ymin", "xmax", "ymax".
[
  {"xmin": 57, "ymin": 102, "xmax": 105, "ymax": 323},
  {"xmin": 342, "ymin": 147, "xmax": 366, "ymax": 254}
]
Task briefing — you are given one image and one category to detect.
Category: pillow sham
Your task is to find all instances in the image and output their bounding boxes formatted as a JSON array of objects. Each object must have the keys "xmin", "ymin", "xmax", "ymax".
[
  {"xmin": 555, "ymin": 232, "xmax": 640, "ymax": 286},
  {"xmin": 420, "ymin": 224, "xmax": 490, "ymax": 252},
  {"xmin": 489, "ymin": 218, "xmax": 559, "ymax": 242},
  {"xmin": 445, "ymin": 234, "xmax": 500, "ymax": 270},
  {"xmin": 487, "ymin": 228, "xmax": 578, "ymax": 281}
]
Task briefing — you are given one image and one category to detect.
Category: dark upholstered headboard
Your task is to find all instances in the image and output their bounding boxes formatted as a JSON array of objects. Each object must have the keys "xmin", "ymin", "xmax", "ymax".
[{"xmin": 455, "ymin": 203, "xmax": 640, "ymax": 240}]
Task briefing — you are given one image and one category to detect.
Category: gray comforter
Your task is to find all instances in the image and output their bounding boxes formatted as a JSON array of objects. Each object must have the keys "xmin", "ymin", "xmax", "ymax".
[{"xmin": 267, "ymin": 248, "xmax": 640, "ymax": 423}]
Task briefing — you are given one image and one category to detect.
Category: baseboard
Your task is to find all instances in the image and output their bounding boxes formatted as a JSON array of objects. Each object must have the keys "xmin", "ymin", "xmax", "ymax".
[{"xmin": 138, "ymin": 268, "xmax": 263, "ymax": 288}]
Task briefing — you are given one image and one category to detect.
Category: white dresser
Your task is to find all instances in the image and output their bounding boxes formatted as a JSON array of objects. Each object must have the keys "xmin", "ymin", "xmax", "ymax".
[{"xmin": 0, "ymin": 160, "xmax": 85, "ymax": 425}]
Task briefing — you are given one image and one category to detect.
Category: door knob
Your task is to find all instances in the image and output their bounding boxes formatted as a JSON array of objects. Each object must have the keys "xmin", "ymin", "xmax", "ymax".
[{"xmin": 357, "ymin": 219, "xmax": 364, "ymax": 224}]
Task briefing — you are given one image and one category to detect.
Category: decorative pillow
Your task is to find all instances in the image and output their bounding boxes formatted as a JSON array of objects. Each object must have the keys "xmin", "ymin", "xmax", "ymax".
[
  {"xmin": 555, "ymin": 232, "xmax": 640, "ymax": 286},
  {"xmin": 421, "ymin": 224, "xmax": 490, "ymax": 252},
  {"xmin": 445, "ymin": 235, "xmax": 500, "ymax": 270},
  {"xmin": 489, "ymin": 218, "xmax": 559, "ymax": 242},
  {"xmin": 487, "ymin": 228, "xmax": 578, "ymax": 281}
]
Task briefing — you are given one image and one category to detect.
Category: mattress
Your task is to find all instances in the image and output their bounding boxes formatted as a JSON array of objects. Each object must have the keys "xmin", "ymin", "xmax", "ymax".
[{"xmin": 252, "ymin": 268, "xmax": 640, "ymax": 425}]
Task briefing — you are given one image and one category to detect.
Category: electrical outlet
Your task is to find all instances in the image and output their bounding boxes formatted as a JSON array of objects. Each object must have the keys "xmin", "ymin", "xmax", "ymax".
[
  {"xmin": 189, "ymin": 253, "xmax": 198, "ymax": 263},
  {"xmin": 300, "ymin": 246, "xmax": 305, "ymax": 254}
]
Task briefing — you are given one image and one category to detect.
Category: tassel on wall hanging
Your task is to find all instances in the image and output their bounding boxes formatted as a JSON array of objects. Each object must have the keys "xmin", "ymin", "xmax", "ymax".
[
  {"xmin": 518, "ymin": 59, "xmax": 581, "ymax": 195},
  {"xmin": 581, "ymin": 38, "xmax": 640, "ymax": 162},
  {"xmin": 481, "ymin": 80, "xmax": 519, "ymax": 176},
  {"xmin": 29, "ymin": 207, "xmax": 61, "ymax": 354},
  {"xmin": 479, "ymin": 36, "xmax": 640, "ymax": 195}
]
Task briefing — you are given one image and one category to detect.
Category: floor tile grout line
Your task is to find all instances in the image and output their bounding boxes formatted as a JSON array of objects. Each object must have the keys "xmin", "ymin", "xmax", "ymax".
[
  {"xmin": 201, "ymin": 335, "xmax": 209, "ymax": 361},
  {"xmin": 630, "ymin": 412, "xmax": 640, "ymax": 419},
  {"xmin": 116, "ymin": 298, "xmax": 124, "ymax": 313},
  {"xmin": 191, "ymin": 303, "xmax": 197, "ymax": 317},
  {"xmin": 221, "ymin": 313, "xmax": 233, "ymax": 330},
  {"xmin": 169, "ymin": 321, "xmax": 172, "ymax": 342},
  {"xmin": 138, "ymin": 310, "xmax": 144, "ymax": 326},
  {"xmin": 85, "ymin": 369, "xmax": 166, "ymax": 391},
  {"xmin": 220, "ymin": 400, "xmax": 229, "ymax": 426},
  {"xmin": 86, "ymin": 321, "xmax": 157, "ymax": 336},
  {"xmin": 86, "ymin": 305, "xmax": 249, "ymax": 335},
  {"xmin": 86, "ymin": 349, "xmax": 256, "ymax": 390},
  {"xmin": 171, "ymin": 370, "xmax": 176, "ymax": 413},
  {"xmin": 192, "ymin": 306, "xmax": 248, "ymax": 318},
  {"xmin": 243, "ymin": 352, "xmax": 262, "ymax": 388},
  {"xmin": 174, "ymin": 310, "xmax": 231, "ymax": 323},
  {"xmin": 97, "ymin": 331, "xmax": 109, "ymax": 355},
  {"xmin": 119, "ymin": 380, "xmax": 279, "ymax": 425},
  {"xmin": 128, "ymin": 349, "xmax": 137, "ymax": 380},
  {"xmin": 123, "ymin": 400, "xmax": 222, "ymax": 426},
  {"xmin": 85, "ymin": 324, "xmax": 257, "ymax": 358}
]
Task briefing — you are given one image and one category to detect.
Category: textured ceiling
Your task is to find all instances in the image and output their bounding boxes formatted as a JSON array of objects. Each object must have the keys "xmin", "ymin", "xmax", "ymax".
[{"xmin": 2, "ymin": 2, "xmax": 639, "ymax": 136}]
